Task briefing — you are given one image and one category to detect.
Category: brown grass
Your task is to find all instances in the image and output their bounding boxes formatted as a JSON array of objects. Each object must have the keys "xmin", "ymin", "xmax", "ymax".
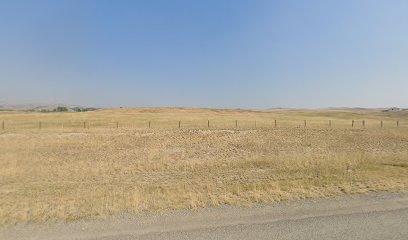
[
  {"xmin": 0, "ymin": 108, "xmax": 408, "ymax": 225},
  {"xmin": 1, "ymin": 107, "xmax": 407, "ymax": 130}
]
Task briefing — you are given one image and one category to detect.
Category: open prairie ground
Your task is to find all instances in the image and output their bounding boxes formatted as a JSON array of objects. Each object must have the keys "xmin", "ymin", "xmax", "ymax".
[{"xmin": 0, "ymin": 108, "xmax": 408, "ymax": 225}]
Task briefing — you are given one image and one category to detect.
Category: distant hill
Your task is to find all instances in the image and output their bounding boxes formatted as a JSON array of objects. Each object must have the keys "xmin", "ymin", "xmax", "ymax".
[
  {"xmin": 320, "ymin": 107, "xmax": 408, "ymax": 112},
  {"xmin": 381, "ymin": 107, "xmax": 408, "ymax": 112},
  {"xmin": 0, "ymin": 103, "xmax": 99, "ymax": 112}
]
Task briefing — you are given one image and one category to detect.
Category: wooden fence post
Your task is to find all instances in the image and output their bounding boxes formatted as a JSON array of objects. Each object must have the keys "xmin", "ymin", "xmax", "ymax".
[
  {"xmin": 362, "ymin": 120, "xmax": 365, "ymax": 127},
  {"xmin": 2, "ymin": 120, "xmax": 4, "ymax": 130},
  {"xmin": 236, "ymin": 120, "xmax": 238, "ymax": 129},
  {"xmin": 352, "ymin": 120, "xmax": 354, "ymax": 128},
  {"xmin": 149, "ymin": 121, "xmax": 151, "ymax": 129},
  {"xmin": 304, "ymin": 120, "xmax": 307, "ymax": 128},
  {"xmin": 116, "ymin": 121, "xmax": 119, "ymax": 129},
  {"xmin": 275, "ymin": 120, "xmax": 277, "ymax": 128},
  {"xmin": 208, "ymin": 120, "xmax": 210, "ymax": 129},
  {"xmin": 397, "ymin": 121, "xmax": 399, "ymax": 127},
  {"xmin": 381, "ymin": 120, "xmax": 383, "ymax": 128},
  {"xmin": 179, "ymin": 120, "xmax": 181, "ymax": 129},
  {"xmin": 329, "ymin": 120, "xmax": 331, "ymax": 128},
  {"xmin": 255, "ymin": 120, "xmax": 257, "ymax": 129}
]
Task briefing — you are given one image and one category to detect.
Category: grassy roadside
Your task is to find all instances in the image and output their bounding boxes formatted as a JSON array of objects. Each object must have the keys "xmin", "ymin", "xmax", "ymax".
[{"xmin": 1, "ymin": 125, "xmax": 407, "ymax": 225}]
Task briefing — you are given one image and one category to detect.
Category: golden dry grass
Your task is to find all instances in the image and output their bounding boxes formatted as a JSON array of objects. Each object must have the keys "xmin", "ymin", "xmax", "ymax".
[
  {"xmin": 1, "ymin": 107, "xmax": 408, "ymax": 130},
  {"xmin": 0, "ymin": 108, "xmax": 408, "ymax": 225}
]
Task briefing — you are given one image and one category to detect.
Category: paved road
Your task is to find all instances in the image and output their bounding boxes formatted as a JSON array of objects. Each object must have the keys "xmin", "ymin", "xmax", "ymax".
[
  {"xmin": 123, "ymin": 208, "xmax": 408, "ymax": 240},
  {"xmin": 2, "ymin": 192, "xmax": 408, "ymax": 240}
]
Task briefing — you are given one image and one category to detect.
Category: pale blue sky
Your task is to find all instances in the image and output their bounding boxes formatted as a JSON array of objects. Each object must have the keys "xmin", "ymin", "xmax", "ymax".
[{"xmin": 1, "ymin": 0, "xmax": 407, "ymax": 108}]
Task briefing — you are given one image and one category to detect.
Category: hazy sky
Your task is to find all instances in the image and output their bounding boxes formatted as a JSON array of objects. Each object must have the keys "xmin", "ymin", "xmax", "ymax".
[{"xmin": 1, "ymin": 0, "xmax": 408, "ymax": 108}]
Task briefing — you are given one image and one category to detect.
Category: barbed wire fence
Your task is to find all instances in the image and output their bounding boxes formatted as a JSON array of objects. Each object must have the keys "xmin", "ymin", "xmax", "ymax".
[{"xmin": 0, "ymin": 119, "xmax": 406, "ymax": 131}]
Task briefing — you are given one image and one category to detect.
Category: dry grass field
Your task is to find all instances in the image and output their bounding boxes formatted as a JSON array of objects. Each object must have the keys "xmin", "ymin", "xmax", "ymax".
[
  {"xmin": 1, "ymin": 108, "xmax": 408, "ymax": 225},
  {"xmin": 1, "ymin": 107, "xmax": 408, "ymax": 130}
]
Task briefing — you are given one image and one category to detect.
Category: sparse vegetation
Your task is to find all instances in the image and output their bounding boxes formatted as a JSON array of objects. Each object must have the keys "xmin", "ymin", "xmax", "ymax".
[
  {"xmin": 54, "ymin": 106, "xmax": 68, "ymax": 112},
  {"xmin": 0, "ymin": 108, "xmax": 407, "ymax": 225}
]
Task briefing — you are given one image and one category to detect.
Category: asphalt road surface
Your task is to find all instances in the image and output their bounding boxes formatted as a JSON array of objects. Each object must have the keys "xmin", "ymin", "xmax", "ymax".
[{"xmin": 2, "ymin": 192, "xmax": 408, "ymax": 240}]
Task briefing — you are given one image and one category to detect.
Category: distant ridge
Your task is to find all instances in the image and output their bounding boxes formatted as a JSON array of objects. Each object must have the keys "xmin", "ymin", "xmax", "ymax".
[
  {"xmin": 321, "ymin": 107, "xmax": 408, "ymax": 112},
  {"xmin": 0, "ymin": 103, "xmax": 99, "ymax": 112},
  {"xmin": 0, "ymin": 103, "xmax": 406, "ymax": 112}
]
